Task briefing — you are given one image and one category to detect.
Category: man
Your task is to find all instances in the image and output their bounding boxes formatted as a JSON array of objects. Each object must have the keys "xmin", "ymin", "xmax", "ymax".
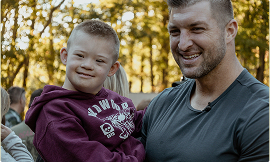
[
  {"xmin": 5, "ymin": 86, "xmax": 26, "ymax": 128},
  {"xmin": 141, "ymin": 0, "xmax": 269, "ymax": 162}
]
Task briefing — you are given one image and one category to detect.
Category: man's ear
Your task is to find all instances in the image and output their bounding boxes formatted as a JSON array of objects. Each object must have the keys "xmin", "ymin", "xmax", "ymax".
[
  {"xmin": 225, "ymin": 19, "xmax": 238, "ymax": 44},
  {"xmin": 60, "ymin": 47, "xmax": 68, "ymax": 65},
  {"xmin": 20, "ymin": 96, "xmax": 24, "ymax": 104},
  {"xmin": 20, "ymin": 93, "xmax": 25, "ymax": 105},
  {"xmin": 108, "ymin": 61, "xmax": 120, "ymax": 77}
]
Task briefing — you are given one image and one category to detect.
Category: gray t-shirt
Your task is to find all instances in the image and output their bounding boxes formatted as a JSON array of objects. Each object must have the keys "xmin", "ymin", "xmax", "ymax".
[{"xmin": 141, "ymin": 69, "xmax": 269, "ymax": 162}]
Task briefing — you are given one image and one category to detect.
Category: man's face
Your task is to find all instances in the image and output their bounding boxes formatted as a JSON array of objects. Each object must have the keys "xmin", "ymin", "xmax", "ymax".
[
  {"xmin": 62, "ymin": 31, "xmax": 117, "ymax": 94},
  {"xmin": 168, "ymin": 1, "xmax": 227, "ymax": 79}
]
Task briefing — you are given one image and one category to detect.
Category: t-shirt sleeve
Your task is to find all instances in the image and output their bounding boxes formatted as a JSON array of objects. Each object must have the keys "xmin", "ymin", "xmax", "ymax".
[
  {"xmin": 238, "ymin": 101, "xmax": 269, "ymax": 162},
  {"xmin": 140, "ymin": 108, "xmax": 149, "ymax": 147},
  {"xmin": 140, "ymin": 88, "xmax": 172, "ymax": 147}
]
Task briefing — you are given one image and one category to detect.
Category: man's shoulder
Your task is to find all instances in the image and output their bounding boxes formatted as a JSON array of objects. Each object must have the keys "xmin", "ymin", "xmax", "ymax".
[
  {"xmin": 5, "ymin": 109, "xmax": 20, "ymax": 119},
  {"xmin": 11, "ymin": 121, "xmax": 34, "ymax": 139},
  {"xmin": 5, "ymin": 108, "xmax": 16, "ymax": 115},
  {"xmin": 158, "ymin": 78, "xmax": 193, "ymax": 98},
  {"xmin": 146, "ymin": 79, "xmax": 193, "ymax": 113},
  {"xmin": 237, "ymin": 70, "xmax": 269, "ymax": 100}
]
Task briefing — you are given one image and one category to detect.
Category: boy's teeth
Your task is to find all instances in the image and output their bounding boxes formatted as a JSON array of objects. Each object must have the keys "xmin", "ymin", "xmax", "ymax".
[{"xmin": 183, "ymin": 54, "xmax": 200, "ymax": 59}]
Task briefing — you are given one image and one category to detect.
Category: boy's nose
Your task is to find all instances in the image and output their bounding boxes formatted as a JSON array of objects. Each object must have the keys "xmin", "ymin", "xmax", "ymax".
[{"xmin": 80, "ymin": 62, "xmax": 94, "ymax": 70}]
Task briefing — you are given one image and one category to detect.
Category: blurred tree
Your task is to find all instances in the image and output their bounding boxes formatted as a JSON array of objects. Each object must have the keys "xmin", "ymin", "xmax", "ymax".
[
  {"xmin": 1, "ymin": 0, "xmax": 66, "ymax": 90},
  {"xmin": 1, "ymin": 0, "xmax": 268, "ymax": 101},
  {"xmin": 233, "ymin": 0, "xmax": 269, "ymax": 84},
  {"xmin": 1, "ymin": 0, "xmax": 23, "ymax": 89}
]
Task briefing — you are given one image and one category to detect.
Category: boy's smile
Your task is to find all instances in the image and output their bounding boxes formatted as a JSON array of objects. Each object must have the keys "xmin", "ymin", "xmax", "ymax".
[
  {"xmin": 77, "ymin": 72, "xmax": 94, "ymax": 78},
  {"xmin": 60, "ymin": 30, "xmax": 119, "ymax": 94}
]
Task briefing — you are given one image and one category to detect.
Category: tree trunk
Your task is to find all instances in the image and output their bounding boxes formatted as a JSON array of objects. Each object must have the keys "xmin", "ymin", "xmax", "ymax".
[
  {"xmin": 140, "ymin": 54, "xmax": 145, "ymax": 92},
  {"xmin": 149, "ymin": 36, "xmax": 154, "ymax": 92},
  {"xmin": 256, "ymin": 47, "xmax": 265, "ymax": 83},
  {"xmin": 9, "ymin": 4, "xmax": 19, "ymax": 87},
  {"xmin": 9, "ymin": 60, "xmax": 24, "ymax": 88},
  {"xmin": 128, "ymin": 40, "xmax": 135, "ymax": 92},
  {"xmin": 12, "ymin": 6, "xmax": 19, "ymax": 49},
  {"xmin": 23, "ymin": 0, "xmax": 37, "ymax": 90},
  {"xmin": 23, "ymin": 56, "xmax": 29, "ymax": 89},
  {"xmin": 160, "ymin": 4, "xmax": 170, "ymax": 91},
  {"xmin": 45, "ymin": 23, "xmax": 55, "ymax": 84}
]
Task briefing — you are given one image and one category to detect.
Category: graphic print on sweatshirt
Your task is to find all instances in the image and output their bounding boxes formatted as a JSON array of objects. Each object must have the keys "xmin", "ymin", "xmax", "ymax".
[{"xmin": 88, "ymin": 99, "xmax": 135, "ymax": 139}]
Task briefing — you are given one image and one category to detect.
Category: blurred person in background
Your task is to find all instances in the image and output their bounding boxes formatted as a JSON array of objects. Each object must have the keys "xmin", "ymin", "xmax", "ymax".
[
  {"xmin": 5, "ymin": 86, "xmax": 26, "ymax": 128},
  {"xmin": 12, "ymin": 88, "xmax": 43, "ymax": 161},
  {"xmin": 1, "ymin": 87, "xmax": 34, "ymax": 162}
]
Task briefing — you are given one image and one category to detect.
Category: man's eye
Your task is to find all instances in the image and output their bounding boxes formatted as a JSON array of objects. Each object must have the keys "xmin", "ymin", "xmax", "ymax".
[
  {"xmin": 169, "ymin": 29, "xmax": 180, "ymax": 36},
  {"xmin": 192, "ymin": 27, "xmax": 204, "ymax": 32}
]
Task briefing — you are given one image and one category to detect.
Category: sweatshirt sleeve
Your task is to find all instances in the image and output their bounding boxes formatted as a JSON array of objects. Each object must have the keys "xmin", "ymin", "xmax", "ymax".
[
  {"xmin": 1, "ymin": 131, "xmax": 34, "ymax": 162},
  {"xmin": 131, "ymin": 108, "xmax": 147, "ymax": 138},
  {"xmin": 37, "ymin": 117, "xmax": 144, "ymax": 162}
]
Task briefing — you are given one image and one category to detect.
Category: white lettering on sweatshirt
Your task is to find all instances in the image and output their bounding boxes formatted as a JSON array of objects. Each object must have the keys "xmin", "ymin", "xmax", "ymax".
[{"xmin": 87, "ymin": 99, "xmax": 135, "ymax": 139}]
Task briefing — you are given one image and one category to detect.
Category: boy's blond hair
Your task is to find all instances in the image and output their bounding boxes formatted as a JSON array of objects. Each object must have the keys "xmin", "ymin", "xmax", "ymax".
[
  {"xmin": 1, "ymin": 87, "xmax": 10, "ymax": 118},
  {"xmin": 67, "ymin": 19, "xmax": 120, "ymax": 63}
]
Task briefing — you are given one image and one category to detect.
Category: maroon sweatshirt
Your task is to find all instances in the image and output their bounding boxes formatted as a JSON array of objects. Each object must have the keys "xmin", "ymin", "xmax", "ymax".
[{"xmin": 25, "ymin": 85, "xmax": 145, "ymax": 162}]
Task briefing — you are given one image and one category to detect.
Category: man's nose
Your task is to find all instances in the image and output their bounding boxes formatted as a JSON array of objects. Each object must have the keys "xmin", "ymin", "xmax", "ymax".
[{"xmin": 178, "ymin": 31, "xmax": 193, "ymax": 51}]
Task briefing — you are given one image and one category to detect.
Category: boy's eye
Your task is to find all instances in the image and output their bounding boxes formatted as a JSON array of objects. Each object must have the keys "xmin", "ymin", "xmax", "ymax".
[
  {"xmin": 96, "ymin": 59, "xmax": 104, "ymax": 63},
  {"xmin": 76, "ymin": 54, "xmax": 84, "ymax": 58}
]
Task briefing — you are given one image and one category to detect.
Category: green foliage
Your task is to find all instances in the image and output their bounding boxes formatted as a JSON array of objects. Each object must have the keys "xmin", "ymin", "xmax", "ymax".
[
  {"xmin": 233, "ymin": 0, "xmax": 269, "ymax": 83},
  {"xmin": 1, "ymin": 0, "xmax": 268, "ymax": 102}
]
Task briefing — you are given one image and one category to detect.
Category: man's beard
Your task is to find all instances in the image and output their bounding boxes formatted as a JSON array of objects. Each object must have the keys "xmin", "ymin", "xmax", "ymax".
[{"xmin": 179, "ymin": 35, "xmax": 226, "ymax": 79}]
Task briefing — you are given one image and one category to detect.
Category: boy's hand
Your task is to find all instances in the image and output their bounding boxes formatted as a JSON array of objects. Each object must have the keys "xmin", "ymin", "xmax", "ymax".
[{"xmin": 1, "ymin": 124, "xmax": 12, "ymax": 141}]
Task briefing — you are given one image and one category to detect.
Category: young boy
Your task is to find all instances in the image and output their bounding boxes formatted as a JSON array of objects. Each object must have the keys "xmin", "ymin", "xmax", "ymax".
[{"xmin": 25, "ymin": 20, "xmax": 145, "ymax": 162}]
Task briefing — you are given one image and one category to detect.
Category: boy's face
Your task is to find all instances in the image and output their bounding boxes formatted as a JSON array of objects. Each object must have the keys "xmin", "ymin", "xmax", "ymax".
[{"xmin": 60, "ymin": 31, "xmax": 119, "ymax": 94}]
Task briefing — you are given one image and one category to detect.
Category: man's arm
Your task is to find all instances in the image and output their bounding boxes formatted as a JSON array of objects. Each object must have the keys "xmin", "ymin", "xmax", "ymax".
[{"xmin": 238, "ymin": 103, "xmax": 269, "ymax": 162}]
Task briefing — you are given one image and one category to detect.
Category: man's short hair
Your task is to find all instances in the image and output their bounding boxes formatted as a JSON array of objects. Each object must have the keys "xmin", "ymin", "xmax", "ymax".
[
  {"xmin": 167, "ymin": 0, "xmax": 234, "ymax": 28},
  {"xmin": 67, "ymin": 19, "xmax": 120, "ymax": 63},
  {"xmin": 7, "ymin": 86, "xmax": 25, "ymax": 105},
  {"xmin": 29, "ymin": 88, "xmax": 43, "ymax": 108}
]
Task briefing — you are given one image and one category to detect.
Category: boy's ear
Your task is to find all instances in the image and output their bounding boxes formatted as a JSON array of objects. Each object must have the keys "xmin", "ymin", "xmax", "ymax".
[
  {"xmin": 60, "ymin": 47, "xmax": 68, "ymax": 65},
  {"xmin": 108, "ymin": 61, "xmax": 120, "ymax": 77},
  {"xmin": 225, "ymin": 19, "xmax": 238, "ymax": 44}
]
